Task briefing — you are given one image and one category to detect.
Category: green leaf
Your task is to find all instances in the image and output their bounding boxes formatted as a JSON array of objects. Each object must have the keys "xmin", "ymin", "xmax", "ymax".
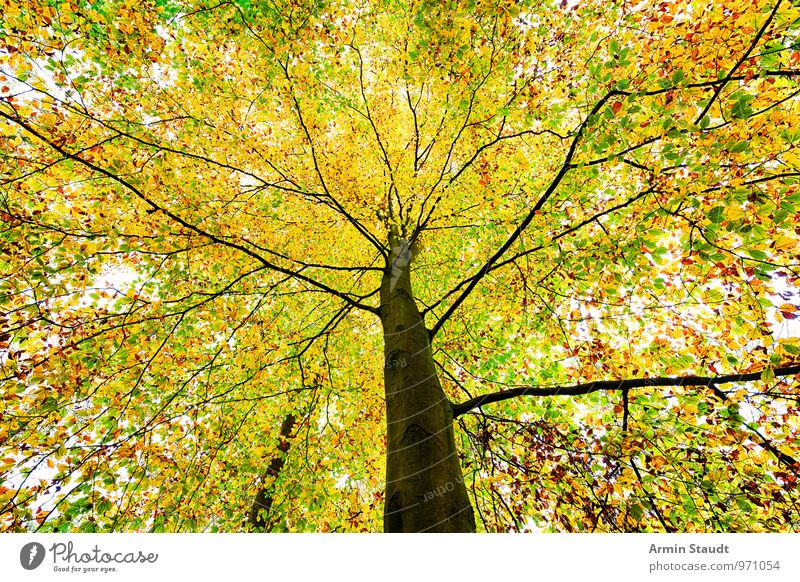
[
  {"xmin": 730, "ymin": 140, "xmax": 749, "ymax": 153},
  {"xmin": 707, "ymin": 206, "xmax": 726, "ymax": 223}
]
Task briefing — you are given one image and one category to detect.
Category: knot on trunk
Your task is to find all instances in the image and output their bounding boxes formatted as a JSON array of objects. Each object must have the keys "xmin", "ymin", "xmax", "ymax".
[{"xmin": 399, "ymin": 423, "xmax": 432, "ymax": 447}]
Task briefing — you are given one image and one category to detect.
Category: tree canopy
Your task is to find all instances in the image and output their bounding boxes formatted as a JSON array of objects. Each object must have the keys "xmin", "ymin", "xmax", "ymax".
[{"xmin": 2, "ymin": 0, "xmax": 800, "ymax": 532}]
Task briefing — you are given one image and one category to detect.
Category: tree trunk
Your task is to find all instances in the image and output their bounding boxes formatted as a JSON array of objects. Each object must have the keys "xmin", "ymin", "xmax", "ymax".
[
  {"xmin": 248, "ymin": 413, "xmax": 296, "ymax": 531},
  {"xmin": 379, "ymin": 236, "xmax": 476, "ymax": 532}
]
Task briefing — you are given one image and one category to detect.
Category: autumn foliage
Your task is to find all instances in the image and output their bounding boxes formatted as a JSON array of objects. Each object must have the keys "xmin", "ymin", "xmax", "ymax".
[{"xmin": 2, "ymin": 0, "xmax": 800, "ymax": 532}]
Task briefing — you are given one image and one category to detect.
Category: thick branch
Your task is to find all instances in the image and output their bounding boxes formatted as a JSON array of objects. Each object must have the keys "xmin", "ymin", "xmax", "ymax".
[
  {"xmin": 0, "ymin": 110, "xmax": 380, "ymax": 315},
  {"xmin": 694, "ymin": 0, "xmax": 785, "ymax": 124},
  {"xmin": 425, "ymin": 62, "xmax": 799, "ymax": 334},
  {"xmin": 452, "ymin": 365, "xmax": 800, "ymax": 417},
  {"xmin": 427, "ymin": 89, "xmax": 627, "ymax": 339},
  {"xmin": 423, "ymin": 186, "xmax": 654, "ymax": 317}
]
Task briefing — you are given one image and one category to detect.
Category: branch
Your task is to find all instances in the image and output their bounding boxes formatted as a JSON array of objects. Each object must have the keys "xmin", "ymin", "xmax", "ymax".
[
  {"xmin": 452, "ymin": 365, "xmax": 800, "ymax": 417},
  {"xmin": 423, "ymin": 186, "xmax": 654, "ymax": 317},
  {"xmin": 424, "ymin": 63, "xmax": 800, "ymax": 333},
  {"xmin": 248, "ymin": 413, "xmax": 297, "ymax": 531},
  {"xmin": 351, "ymin": 44, "xmax": 396, "ymax": 194},
  {"xmin": 0, "ymin": 110, "xmax": 380, "ymax": 315},
  {"xmin": 694, "ymin": 0, "xmax": 784, "ymax": 124},
  {"xmin": 279, "ymin": 61, "xmax": 387, "ymax": 257},
  {"xmin": 423, "ymin": 90, "xmax": 632, "ymax": 335}
]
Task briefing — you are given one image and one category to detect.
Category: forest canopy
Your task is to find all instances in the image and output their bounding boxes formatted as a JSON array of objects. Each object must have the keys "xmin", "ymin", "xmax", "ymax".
[{"xmin": 2, "ymin": 0, "xmax": 800, "ymax": 532}]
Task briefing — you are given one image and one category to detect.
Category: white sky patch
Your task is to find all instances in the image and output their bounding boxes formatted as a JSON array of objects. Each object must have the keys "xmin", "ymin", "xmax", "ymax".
[{"xmin": 767, "ymin": 275, "xmax": 800, "ymax": 339}]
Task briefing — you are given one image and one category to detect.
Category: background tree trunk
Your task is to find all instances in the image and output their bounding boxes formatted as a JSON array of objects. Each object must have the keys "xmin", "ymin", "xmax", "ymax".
[
  {"xmin": 379, "ymin": 236, "xmax": 476, "ymax": 532},
  {"xmin": 248, "ymin": 414, "xmax": 296, "ymax": 531}
]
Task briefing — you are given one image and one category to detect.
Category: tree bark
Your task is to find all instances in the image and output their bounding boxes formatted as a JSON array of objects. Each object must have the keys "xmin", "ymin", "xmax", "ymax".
[
  {"xmin": 379, "ymin": 235, "xmax": 476, "ymax": 532},
  {"xmin": 248, "ymin": 413, "xmax": 296, "ymax": 531}
]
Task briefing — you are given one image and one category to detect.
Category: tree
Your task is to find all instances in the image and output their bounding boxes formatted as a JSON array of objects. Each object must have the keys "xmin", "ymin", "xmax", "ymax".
[{"xmin": 1, "ymin": 0, "xmax": 800, "ymax": 533}]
